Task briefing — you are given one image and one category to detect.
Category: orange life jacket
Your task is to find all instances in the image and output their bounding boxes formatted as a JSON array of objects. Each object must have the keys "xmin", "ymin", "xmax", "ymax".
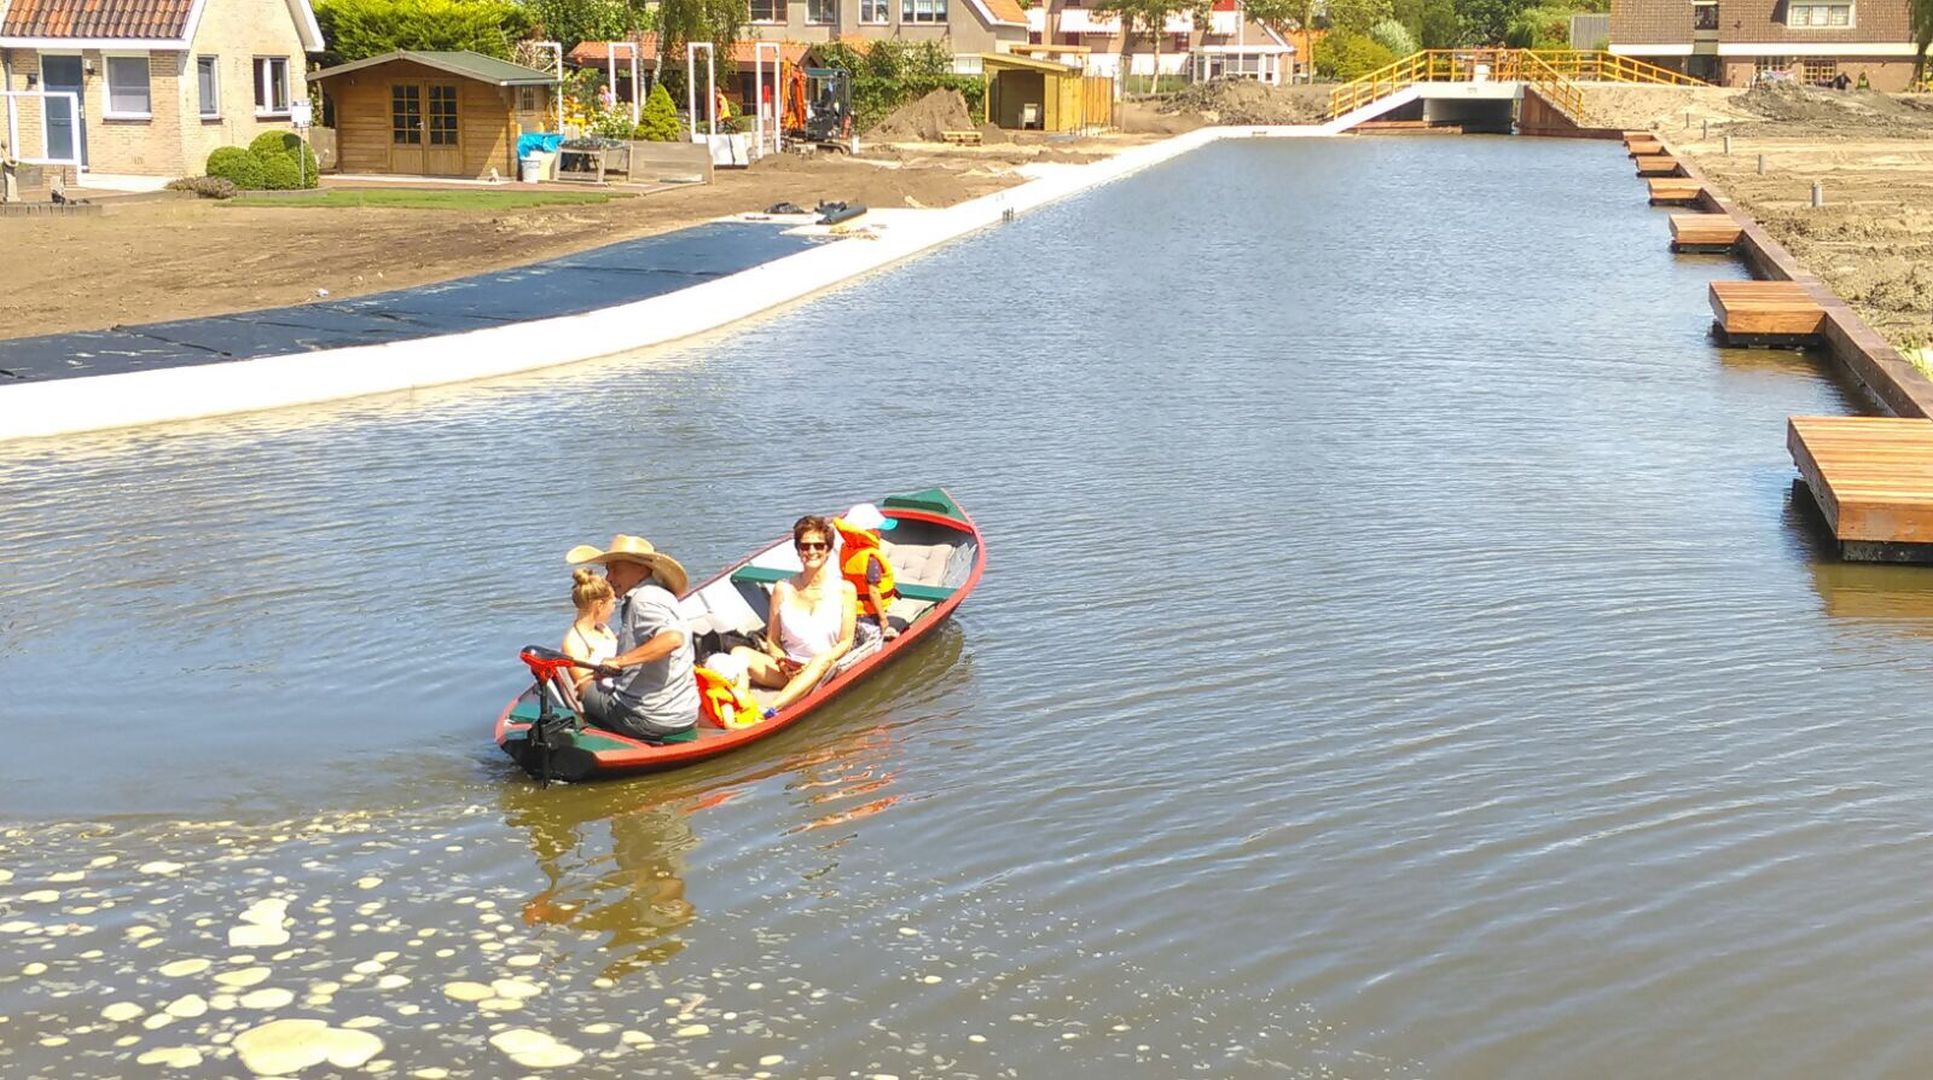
[
  {"xmin": 834, "ymin": 518, "xmax": 898, "ymax": 618},
  {"xmin": 694, "ymin": 666, "xmax": 761, "ymax": 729}
]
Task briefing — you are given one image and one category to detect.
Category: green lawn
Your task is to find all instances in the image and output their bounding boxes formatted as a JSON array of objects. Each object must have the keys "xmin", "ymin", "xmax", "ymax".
[{"xmin": 226, "ymin": 189, "xmax": 614, "ymax": 210}]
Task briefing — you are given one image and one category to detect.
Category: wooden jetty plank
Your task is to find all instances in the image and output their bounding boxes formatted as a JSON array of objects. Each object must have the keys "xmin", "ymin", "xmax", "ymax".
[
  {"xmin": 1647, "ymin": 178, "xmax": 1705, "ymax": 205},
  {"xmin": 1621, "ymin": 130, "xmax": 1652, "ymax": 145},
  {"xmin": 1790, "ymin": 416, "xmax": 1933, "ymax": 546},
  {"xmin": 1709, "ymin": 280, "xmax": 1826, "ymax": 337},
  {"xmin": 1670, "ymin": 213, "xmax": 1742, "ymax": 250},
  {"xmin": 1626, "ymin": 139, "xmax": 1663, "ymax": 157},
  {"xmin": 1634, "ymin": 154, "xmax": 1681, "ymax": 176}
]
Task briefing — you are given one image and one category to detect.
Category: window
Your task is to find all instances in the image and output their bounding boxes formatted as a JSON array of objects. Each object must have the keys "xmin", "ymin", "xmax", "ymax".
[
  {"xmin": 749, "ymin": 0, "xmax": 782, "ymax": 20},
  {"xmin": 517, "ymin": 85, "xmax": 542, "ymax": 112},
  {"xmin": 1786, "ymin": 2, "xmax": 1852, "ymax": 25},
  {"xmin": 428, "ymin": 84, "xmax": 458, "ymax": 145},
  {"xmin": 863, "ymin": 0, "xmax": 889, "ymax": 20},
  {"xmin": 1802, "ymin": 58, "xmax": 1838, "ymax": 80},
  {"xmin": 104, "ymin": 55, "xmax": 151, "ymax": 117},
  {"xmin": 1693, "ymin": 1, "xmax": 1718, "ymax": 29},
  {"xmin": 390, "ymin": 84, "xmax": 421, "ymax": 144},
  {"xmin": 196, "ymin": 56, "xmax": 220, "ymax": 118},
  {"xmin": 1754, "ymin": 55, "xmax": 1790, "ymax": 74},
  {"xmin": 808, "ymin": 0, "xmax": 834, "ymax": 21},
  {"xmin": 902, "ymin": 0, "xmax": 946, "ymax": 22},
  {"xmin": 254, "ymin": 56, "xmax": 291, "ymax": 115}
]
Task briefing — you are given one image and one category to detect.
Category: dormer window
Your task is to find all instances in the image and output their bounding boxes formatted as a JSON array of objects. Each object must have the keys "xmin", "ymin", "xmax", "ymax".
[{"xmin": 1787, "ymin": 1, "xmax": 1852, "ymax": 26}]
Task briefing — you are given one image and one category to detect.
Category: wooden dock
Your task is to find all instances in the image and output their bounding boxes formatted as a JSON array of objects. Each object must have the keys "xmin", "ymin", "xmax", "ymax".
[
  {"xmin": 1790, "ymin": 416, "xmax": 1933, "ymax": 560},
  {"xmin": 1669, "ymin": 213, "xmax": 1743, "ymax": 253},
  {"xmin": 1646, "ymin": 177, "xmax": 1705, "ymax": 205},
  {"xmin": 1626, "ymin": 138, "xmax": 1663, "ymax": 157},
  {"xmin": 1708, "ymin": 280, "xmax": 1825, "ymax": 345},
  {"xmin": 1634, "ymin": 154, "xmax": 1680, "ymax": 176}
]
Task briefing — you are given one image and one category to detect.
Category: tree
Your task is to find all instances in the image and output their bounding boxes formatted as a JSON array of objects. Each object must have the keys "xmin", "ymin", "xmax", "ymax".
[
  {"xmin": 1916, "ymin": 0, "xmax": 1933, "ymax": 82},
  {"xmin": 635, "ymin": 81, "xmax": 682, "ymax": 140},
  {"xmin": 313, "ymin": 0, "xmax": 532, "ymax": 66},
  {"xmin": 1418, "ymin": 0, "xmax": 1459, "ymax": 47},
  {"xmin": 1096, "ymin": 0, "xmax": 1211, "ymax": 93},
  {"xmin": 1457, "ymin": 0, "xmax": 1528, "ymax": 45},
  {"xmin": 518, "ymin": 0, "xmax": 651, "ymax": 51},
  {"xmin": 1325, "ymin": 0, "xmax": 1393, "ymax": 33},
  {"xmin": 1312, "ymin": 28, "xmax": 1396, "ymax": 78},
  {"xmin": 656, "ymin": 0, "xmax": 744, "ymax": 98},
  {"xmin": 1368, "ymin": 17, "xmax": 1419, "ymax": 55}
]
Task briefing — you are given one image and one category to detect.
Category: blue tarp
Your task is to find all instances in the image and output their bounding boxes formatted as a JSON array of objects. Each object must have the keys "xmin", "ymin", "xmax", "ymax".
[
  {"xmin": 0, "ymin": 223, "xmax": 825, "ymax": 385},
  {"xmin": 516, "ymin": 132, "xmax": 565, "ymax": 158}
]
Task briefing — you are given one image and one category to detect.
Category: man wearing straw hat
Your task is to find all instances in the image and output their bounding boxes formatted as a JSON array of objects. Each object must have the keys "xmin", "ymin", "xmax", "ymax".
[{"xmin": 565, "ymin": 535, "xmax": 700, "ymax": 743}]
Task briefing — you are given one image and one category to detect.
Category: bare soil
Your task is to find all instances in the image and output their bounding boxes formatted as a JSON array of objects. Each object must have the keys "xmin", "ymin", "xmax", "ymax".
[
  {"xmin": 864, "ymin": 89, "xmax": 977, "ymax": 142},
  {"xmin": 1580, "ymin": 83, "xmax": 1933, "ymax": 351},
  {"xmin": 1160, "ymin": 80, "xmax": 1331, "ymax": 126},
  {"xmin": 0, "ymin": 152, "xmax": 1031, "ymax": 339}
]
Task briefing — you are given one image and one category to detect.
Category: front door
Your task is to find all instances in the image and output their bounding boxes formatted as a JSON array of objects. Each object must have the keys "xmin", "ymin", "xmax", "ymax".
[
  {"xmin": 423, "ymin": 83, "xmax": 462, "ymax": 176},
  {"xmin": 388, "ymin": 83, "xmax": 424, "ymax": 173},
  {"xmin": 41, "ymin": 55, "xmax": 86, "ymax": 167}
]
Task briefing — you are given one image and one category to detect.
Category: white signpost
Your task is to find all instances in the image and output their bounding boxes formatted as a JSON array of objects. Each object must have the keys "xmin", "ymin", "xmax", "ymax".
[{"xmin": 290, "ymin": 99, "xmax": 313, "ymax": 188}]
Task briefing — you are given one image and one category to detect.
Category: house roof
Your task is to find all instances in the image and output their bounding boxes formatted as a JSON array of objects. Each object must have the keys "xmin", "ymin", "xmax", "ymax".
[
  {"xmin": 566, "ymin": 35, "xmax": 812, "ymax": 68},
  {"xmin": 975, "ymin": 0, "xmax": 1029, "ymax": 27},
  {"xmin": 0, "ymin": 0, "xmax": 190, "ymax": 38},
  {"xmin": 312, "ymin": 49, "xmax": 559, "ymax": 85},
  {"xmin": 0, "ymin": 0, "xmax": 324, "ymax": 49}
]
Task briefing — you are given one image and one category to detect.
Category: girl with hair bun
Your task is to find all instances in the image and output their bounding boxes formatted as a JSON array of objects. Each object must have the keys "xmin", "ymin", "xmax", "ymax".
[{"xmin": 562, "ymin": 568, "xmax": 618, "ymax": 694}]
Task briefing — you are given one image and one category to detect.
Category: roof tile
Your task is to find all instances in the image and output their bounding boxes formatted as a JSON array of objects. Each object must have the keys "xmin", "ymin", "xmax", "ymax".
[{"xmin": 1, "ymin": 0, "xmax": 197, "ymax": 39}]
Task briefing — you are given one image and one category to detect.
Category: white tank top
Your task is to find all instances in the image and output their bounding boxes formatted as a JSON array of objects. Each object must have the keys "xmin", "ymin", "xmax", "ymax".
[{"xmin": 777, "ymin": 590, "xmax": 842, "ymax": 663}]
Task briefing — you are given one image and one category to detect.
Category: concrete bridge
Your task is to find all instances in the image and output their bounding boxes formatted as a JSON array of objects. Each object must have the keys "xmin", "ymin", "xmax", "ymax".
[{"xmin": 1318, "ymin": 49, "xmax": 1704, "ymax": 135}]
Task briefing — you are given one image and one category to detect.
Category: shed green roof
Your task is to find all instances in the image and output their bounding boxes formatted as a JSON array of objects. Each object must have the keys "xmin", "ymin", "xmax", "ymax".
[{"xmin": 311, "ymin": 50, "xmax": 558, "ymax": 86}]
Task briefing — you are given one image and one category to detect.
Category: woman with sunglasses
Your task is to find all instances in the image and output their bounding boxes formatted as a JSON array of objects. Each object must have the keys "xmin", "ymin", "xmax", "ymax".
[{"xmin": 730, "ymin": 515, "xmax": 859, "ymax": 714}]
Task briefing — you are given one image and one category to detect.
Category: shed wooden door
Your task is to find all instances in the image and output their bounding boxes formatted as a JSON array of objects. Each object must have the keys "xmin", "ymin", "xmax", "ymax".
[
  {"xmin": 387, "ymin": 82, "xmax": 462, "ymax": 175},
  {"xmin": 388, "ymin": 83, "xmax": 424, "ymax": 173}
]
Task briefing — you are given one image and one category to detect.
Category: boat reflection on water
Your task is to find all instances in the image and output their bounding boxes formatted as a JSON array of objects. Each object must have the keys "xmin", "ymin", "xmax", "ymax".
[{"xmin": 498, "ymin": 623, "xmax": 969, "ymax": 980}]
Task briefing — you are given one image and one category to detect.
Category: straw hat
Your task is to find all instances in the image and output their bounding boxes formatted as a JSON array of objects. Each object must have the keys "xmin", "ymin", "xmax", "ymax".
[{"xmin": 565, "ymin": 535, "xmax": 689, "ymax": 595}]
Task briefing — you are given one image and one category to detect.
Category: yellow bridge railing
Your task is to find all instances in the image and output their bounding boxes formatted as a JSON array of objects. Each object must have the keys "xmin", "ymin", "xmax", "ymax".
[{"xmin": 1325, "ymin": 48, "xmax": 1703, "ymax": 122}]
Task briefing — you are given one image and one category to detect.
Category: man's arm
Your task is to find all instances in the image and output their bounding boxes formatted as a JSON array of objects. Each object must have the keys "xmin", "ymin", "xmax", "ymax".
[{"xmin": 604, "ymin": 628, "xmax": 683, "ymax": 670}]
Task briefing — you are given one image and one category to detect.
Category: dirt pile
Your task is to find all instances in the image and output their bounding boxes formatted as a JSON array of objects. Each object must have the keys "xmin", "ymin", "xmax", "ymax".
[
  {"xmin": 1160, "ymin": 79, "xmax": 1328, "ymax": 125},
  {"xmin": 1574, "ymin": 84, "xmax": 1749, "ymax": 131},
  {"xmin": 866, "ymin": 89, "xmax": 977, "ymax": 142},
  {"xmin": 1733, "ymin": 81, "xmax": 1933, "ymax": 138}
]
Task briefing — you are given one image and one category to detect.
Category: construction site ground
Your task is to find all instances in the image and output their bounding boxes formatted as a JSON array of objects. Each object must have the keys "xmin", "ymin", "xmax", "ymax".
[{"xmin": 1580, "ymin": 82, "xmax": 1933, "ymax": 358}]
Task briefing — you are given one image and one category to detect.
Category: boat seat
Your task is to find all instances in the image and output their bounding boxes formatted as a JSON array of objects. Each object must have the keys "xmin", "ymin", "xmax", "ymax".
[{"xmin": 729, "ymin": 564, "xmax": 955, "ymax": 604}]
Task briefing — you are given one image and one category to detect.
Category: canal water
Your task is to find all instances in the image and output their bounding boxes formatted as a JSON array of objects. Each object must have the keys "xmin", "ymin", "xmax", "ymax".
[{"xmin": 3, "ymin": 135, "xmax": 1930, "ymax": 1077}]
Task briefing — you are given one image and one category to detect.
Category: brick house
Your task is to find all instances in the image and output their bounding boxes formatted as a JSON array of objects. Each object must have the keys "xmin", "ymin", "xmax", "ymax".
[
  {"xmin": 0, "ymin": 0, "xmax": 324, "ymax": 178},
  {"xmin": 1024, "ymin": 0, "xmax": 1294, "ymax": 84},
  {"xmin": 1609, "ymin": 0, "xmax": 1915, "ymax": 89}
]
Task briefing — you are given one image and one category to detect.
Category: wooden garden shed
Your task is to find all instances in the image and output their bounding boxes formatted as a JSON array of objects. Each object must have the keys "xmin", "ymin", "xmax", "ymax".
[
  {"xmin": 981, "ymin": 53, "xmax": 1111, "ymax": 133},
  {"xmin": 312, "ymin": 50, "xmax": 556, "ymax": 178}
]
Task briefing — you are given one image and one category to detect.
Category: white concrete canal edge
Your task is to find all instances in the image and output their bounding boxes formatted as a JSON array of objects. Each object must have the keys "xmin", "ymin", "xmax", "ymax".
[{"xmin": 0, "ymin": 124, "xmax": 1330, "ymax": 443}]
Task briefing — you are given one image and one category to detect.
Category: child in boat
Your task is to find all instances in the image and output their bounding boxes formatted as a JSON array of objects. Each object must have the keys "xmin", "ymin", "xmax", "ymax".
[
  {"xmin": 561, "ymin": 568, "xmax": 618, "ymax": 696},
  {"xmin": 833, "ymin": 503, "xmax": 901, "ymax": 643}
]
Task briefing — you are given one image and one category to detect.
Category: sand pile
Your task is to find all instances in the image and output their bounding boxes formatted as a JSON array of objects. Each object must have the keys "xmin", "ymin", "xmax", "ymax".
[
  {"xmin": 1573, "ymin": 84, "xmax": 1749, "ymax": 130},
  {"xmin": 1160, "ymin": 80, "xmax": 1328, "ymax": 125},
  {"xmin": 867, "ymin": 89, "xmax": 977, "ymax": 142},
  {"xmin": 1733, "ymin": 81, "xmax": 1933, "ymax": 137}
]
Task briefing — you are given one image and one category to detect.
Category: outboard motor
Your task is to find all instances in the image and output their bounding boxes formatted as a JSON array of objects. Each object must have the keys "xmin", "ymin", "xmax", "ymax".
[{"xmin": 517, "ymin": 645, "xmax": 586, "ymax": 787}]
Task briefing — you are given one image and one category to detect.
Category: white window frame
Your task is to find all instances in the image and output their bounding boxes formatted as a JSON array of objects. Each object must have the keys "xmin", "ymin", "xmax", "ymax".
[
  {"xmin": 860, "ymin": 0, "xmax": 889, "ymax": 22},
  {"xmin": 196, "ymin": 54, "xmax": 220, "ymax": 118},
  {"xmin": 253, "ymin": 55, "xmax": 291, "ymax": 117},
  {"xmin": 1785, "ymin": 2, "xmax": 1853, "ymax": 27},
  {"xmin": 102, "ymin": 52, "xmax": 153, "ymax": 120},
  {"xmin": 902, "ymin": 0, "xmax": 946, "ymax": 22}
]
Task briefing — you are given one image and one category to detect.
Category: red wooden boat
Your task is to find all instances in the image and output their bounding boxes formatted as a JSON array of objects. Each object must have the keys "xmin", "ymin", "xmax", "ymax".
[{"xmin": 495, "ymin": 488, "xmax": 984, "ymax": 782}]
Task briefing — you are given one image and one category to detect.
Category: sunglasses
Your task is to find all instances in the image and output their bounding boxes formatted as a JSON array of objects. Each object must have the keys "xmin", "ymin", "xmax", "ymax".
[{"xmin": 796, "ymin": 539, "xmax": 830, "ymax": 552}]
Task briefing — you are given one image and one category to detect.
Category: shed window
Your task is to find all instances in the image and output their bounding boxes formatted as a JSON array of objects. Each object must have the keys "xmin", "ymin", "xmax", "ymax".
[
  {"xmin": 105, "ymin": 55, "xmax": 151, "ymax": 117},
  {"xmin": 254, "ymin": 56, "xmax": 291, "ymax": 114},
  {"xmin": 196, "ymin": 56, "xmax": 220, "ymax": 117},
  {"xmin": 391, "ymin": 84, "xmax": 422, "ymax": 144},
  {"xmin": 428, "ymin": 84, "xmax": 459, "ymax": 145}
]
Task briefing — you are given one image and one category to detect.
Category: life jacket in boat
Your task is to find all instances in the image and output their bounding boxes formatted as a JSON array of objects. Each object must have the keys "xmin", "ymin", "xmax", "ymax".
[
  {"xmin": 694, "ymin": 666, "xmax": 761, "ymax": 729},
  {"xmin": 833, "ymin": 517, "xmax": 898, "ymax": 617}
]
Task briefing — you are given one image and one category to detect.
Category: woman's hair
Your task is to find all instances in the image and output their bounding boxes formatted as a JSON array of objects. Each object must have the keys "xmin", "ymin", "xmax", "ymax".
[
  {"xmin": 571, "ymin": 567, "xmax": 616, "ymax": 610},
  {"xmin": 793, "ymin": 514, "xmax": 834, "ymax": 546}
]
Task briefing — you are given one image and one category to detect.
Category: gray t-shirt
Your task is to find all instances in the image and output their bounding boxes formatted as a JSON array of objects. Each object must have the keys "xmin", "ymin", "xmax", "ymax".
[{"xmin": 608, "ymin": 582, "xmax": 698, "ymax": 734}]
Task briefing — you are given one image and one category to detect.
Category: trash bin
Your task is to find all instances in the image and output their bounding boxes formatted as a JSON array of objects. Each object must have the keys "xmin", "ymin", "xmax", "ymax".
[{"xmin": 519, "ymin": 156, "xmax": 544, "ymax": 183}]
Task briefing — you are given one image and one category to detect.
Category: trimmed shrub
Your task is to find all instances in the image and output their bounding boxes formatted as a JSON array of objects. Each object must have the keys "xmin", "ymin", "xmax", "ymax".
[
  {"xmin": 247, "ymin": 130, "xmax": 320, "ymax": 187},
  {"xmin": 634, "ymin": 81, "xmax": 681, "ymax": 141},
  {"xmin": 206, "ymin": 146, "xmax": 267, "ymax": 189},
  {"xmin": 165, "ymin": 175, "xmax": 242, "ymax": 199},
  {"xmin": 259, "ymin": 153, "xmax": 303, "ymax": 190}
]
